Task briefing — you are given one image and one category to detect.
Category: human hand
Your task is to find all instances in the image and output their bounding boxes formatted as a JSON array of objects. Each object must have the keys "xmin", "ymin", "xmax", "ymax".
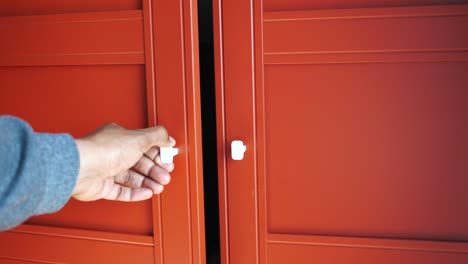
[{"xmin": 72, "ymin": 123, "xmax": 175, "ymax": 202}]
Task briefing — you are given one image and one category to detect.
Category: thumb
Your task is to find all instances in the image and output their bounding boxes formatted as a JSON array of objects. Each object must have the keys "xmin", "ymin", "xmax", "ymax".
[{"xmin": 138, "ymin": 125, "xmax": 175, "ymax": 151}]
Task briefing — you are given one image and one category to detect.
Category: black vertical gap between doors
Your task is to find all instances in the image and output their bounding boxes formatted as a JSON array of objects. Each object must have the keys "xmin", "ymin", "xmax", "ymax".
[{"xmin": 198, "ymin": 1, "xmax": 220, "ymax": 263}]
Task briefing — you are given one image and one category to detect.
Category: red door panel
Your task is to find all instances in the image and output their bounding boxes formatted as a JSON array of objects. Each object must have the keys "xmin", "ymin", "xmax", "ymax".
[
  {"xmin": 0, "ymin": 1, "xmax": 205, "ymax": 263},
  {"xmin": 265, "ymin": 62, "xmax": 468, "ymax": 240},
  {"xmin": 215, "ymin": 1, "xmax": 468, "ymax": 263},
  {"xmin": 0, "ymin": 65, "xmax": 153, "ymax": 234},
  {"xmin": 267, "ymin": 238, "xmax": 468, "ymax": 264}
]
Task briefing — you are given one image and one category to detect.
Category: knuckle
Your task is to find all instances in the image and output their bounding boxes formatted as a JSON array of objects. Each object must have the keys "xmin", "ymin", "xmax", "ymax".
[
  {"xmin": 155, "ymin": 126, "xmax": 169, "ymax": 138},
  {"xmin": 136, "ymin": 125, "xmax": 170, "ymax": 151},
  {"xmin": 125, "ymin": 171, "xmax": 133, "ymax": 184},
  {"xmin": 105, "ymin": 123, "xmax": 123, "ymax": 130},
  {"xmin": 106, "ymin": 122, "xmax": 118, "ymax": 128},
  {"xmin": 115, "ymin": 185, "xmax": 124, "ymax": 200}
]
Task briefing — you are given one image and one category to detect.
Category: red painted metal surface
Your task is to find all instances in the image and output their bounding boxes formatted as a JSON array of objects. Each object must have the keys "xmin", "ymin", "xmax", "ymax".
[
  {"xmin": 0, "ymin": 11, "xmax": 145, "ymax": 66},
  {"xmin": 151, "ymin": 0, "xmax": 206, "ymax": 263},
  {"xmin": 0, "ymin": 65, "xmax": 153, "ymax": 234},
  {"xmin": 264, "ymin": 61, "xmax": 468, "ymax": 238},
  {"xmin": 215, "ymin": 0, "xmax": 468, "ymax": 263},
  {"xmin": 0, "ymin": 0, "xmax": 142, "ymax": 16},
  {"xmin": 264, "ymin": 0, "xmax": 468, "ymax": 11},
  {"xmin": 0, "ymin": 0, "xmax": 205, "ymax": 263},
  {"xmin": 0, "ymin": 225, "xmax": 154, "ymax": 264},
  {"xmin": 214, "ymin": 0, "xmax": 260, "ymax": 263}
]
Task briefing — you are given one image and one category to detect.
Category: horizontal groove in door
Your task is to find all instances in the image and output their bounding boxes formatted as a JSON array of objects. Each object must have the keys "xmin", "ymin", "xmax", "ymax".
[
  {"xmin": 9, "ymin": 224, "xmax": 154, "ymax": 246},
  {"xmin": 0, "ymin": 225, "xmax": 154, "ymax": 264},
  {"xmin": 264, "ymin": 4, "xmax": 468, "ymax": 21},
  {"xmin": 264, "ymin": 4, "xmax": 468, "ymax": 55},
  {"xmin": 263, "ymin": 0, "xmax": 468, "ymax": 12},
  {"xmin": 267, "ymin": 241, "xmax": 468, "ymax": 264},
  {"xmin": 265, "ymin": 50, "xmax": 468, "ymax": 64},
  {"xmin": 0, "ymin": 0, "xmax": 142, "ymax": 17},
  {"xmin": 0, "ymin": 256, "xmax": 58, "ymax": 264},
  {"xmin": 0, "ymin": 11, "xmax": 145, "ymax": 66},
  {"xmin": 268, "ymin": 234, "xmax": 468, "ymax": 254}
]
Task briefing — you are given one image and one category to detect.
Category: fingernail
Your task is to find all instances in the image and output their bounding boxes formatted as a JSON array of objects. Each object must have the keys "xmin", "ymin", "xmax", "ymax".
[
  {"xmin": 165, "ymin": 163, "xmax": 175, "ymax": 172},
  {"xmin": 143, "ymin": 189, "xmax": 153, "ymax": 199},
  {"xmin": 169, "ymin": 136, "xmax": 176, "ymax": 144},
  {"xmin": 156, "ymin": 185, "xmax": 164, "ymax": 194},
  {"xmin": 163, "ymin": 175, "xmax": 171, "ymax": 185}
]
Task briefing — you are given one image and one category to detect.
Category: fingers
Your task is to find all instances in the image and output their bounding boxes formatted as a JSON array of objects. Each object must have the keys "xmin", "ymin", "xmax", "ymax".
[
  {"xmin": 137, "ymin": 126, "xmax": 175, "ymax": 152},
  {"xmin": 132, "ymin": 155, "xmax": 172, "ymax": 185},
  {"xmin": 144, "ymin": 146, "xmax": 175, "ymax": 172},
  {"xmin": 114, "ymin": 170, "xmax": 164, "ymax": 194},
  {"xmin": 102, "ymin": 183, "xmax": 153, "ymax": 202},
  {"xmin": 145, "ymin": 146, "xmax": 159, "ymax": 160}
]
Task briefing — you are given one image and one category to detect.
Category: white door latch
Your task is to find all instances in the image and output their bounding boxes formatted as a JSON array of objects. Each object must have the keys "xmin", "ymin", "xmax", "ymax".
[
  {"xmin": 160, "ymin": 147, "xmax": 179, "ymax": 164},
  {"xmin": 231, "ymin": 140, "xmax": 246, "ymax": 160}
]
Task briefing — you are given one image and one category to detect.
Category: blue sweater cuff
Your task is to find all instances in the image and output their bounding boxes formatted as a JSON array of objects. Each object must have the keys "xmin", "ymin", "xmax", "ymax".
[{"xmin": 32, "ymin": 132, "xmax": 80, "ymax": 215}]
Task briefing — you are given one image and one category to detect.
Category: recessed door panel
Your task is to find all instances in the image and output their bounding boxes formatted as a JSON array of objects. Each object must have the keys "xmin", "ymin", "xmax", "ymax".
[
  {"xmin": 0, "ymin": 65, "xmax": 153, "ymax": 234},
  {"xmin": 265, "ymin": 62, "xmax": 468, "ymax": 240}
]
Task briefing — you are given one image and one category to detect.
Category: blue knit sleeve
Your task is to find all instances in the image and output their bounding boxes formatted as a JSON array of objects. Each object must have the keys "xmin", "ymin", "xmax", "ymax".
[{"xmin": 0, "ymin": 116, "xmax": 79, "ymax": 231}]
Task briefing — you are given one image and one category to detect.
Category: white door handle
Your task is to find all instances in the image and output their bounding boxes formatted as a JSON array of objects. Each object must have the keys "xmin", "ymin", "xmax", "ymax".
[
  {"xmin": 160, "ymin": 146, "xmax": 179, "ymax": 164},
  {"xmin": 231, "ymin": 140, "xmax": 246, "ymax": 160}
]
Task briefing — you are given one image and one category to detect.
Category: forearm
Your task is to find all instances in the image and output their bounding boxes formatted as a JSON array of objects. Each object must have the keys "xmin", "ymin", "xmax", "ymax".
[{"xmin": 0, "ymin": 116, "xmax": 79, "ymax": 231}]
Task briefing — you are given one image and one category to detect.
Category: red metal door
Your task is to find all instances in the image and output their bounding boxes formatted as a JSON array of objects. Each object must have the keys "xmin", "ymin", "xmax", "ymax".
[
  {"xmin": 0, "ymin": 1, "xmax": 205, "ymax": 263},
  {"xmin": 215, "ymin": 0, "xmax": 468, "ymax": 263}
]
